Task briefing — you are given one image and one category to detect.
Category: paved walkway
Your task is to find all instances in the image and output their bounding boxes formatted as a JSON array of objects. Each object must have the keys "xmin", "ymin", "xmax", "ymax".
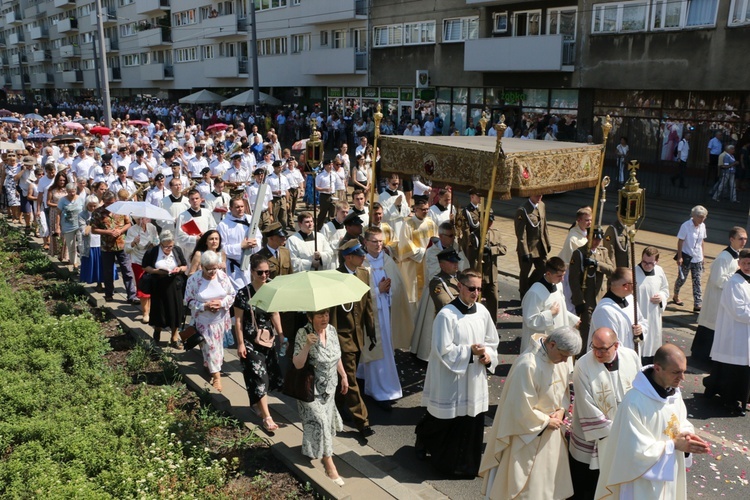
[{"xmin": 23, "ymin": 189, "xmax": 745, "ymax": 498}]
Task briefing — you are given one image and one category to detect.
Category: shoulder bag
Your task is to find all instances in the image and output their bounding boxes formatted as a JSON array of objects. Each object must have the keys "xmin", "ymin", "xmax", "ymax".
[{"xmin": 281, "ymin": 324, "xmax": 315, "ymax": 402}]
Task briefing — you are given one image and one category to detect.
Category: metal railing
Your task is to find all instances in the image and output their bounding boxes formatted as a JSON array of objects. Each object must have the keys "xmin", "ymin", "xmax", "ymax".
[
  {"xmin": 164, "ymin": 65, "xmax": 174, "ymax": 78},
  {"xmin": 355, "ymin": 51, "xmax": 367, "ymax": 71},
  {"xmin": 562, "ymin": 39, "xmax": 575, "ymax": 65},
  {"xmin": 237, "ymin": 17, "xmax": 248, "ymax": 31},
  {"xmin": 239, "ymin": 57, "xmax": 248, "ymax": 74},
  {"xmin": 111, "ymin": 67, "xmax": 121, "ymax": 80}
]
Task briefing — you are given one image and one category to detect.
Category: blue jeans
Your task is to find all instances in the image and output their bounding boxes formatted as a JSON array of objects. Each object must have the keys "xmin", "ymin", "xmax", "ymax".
[{"xmin": 101, "ymin": 250, "xmax": 137, "ymax": 300}]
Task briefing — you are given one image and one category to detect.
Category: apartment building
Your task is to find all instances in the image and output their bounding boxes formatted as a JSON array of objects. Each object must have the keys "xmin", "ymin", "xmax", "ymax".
[{"xmin": 0, "ymin": 0, "xmax": 370, "ymax": 105}]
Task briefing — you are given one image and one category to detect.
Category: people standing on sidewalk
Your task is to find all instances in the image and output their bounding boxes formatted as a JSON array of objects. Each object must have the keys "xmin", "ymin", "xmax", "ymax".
[
  {"xmin": 515, "ymin": 194, "xmax": 551, "ymax": 298},
  {"xmin": 672, "ymin": 205, "xmax": 708, "ymax": 313},
  {"xmin": 671, "ymin": 132, "xmax": 690, "ymax": 189},
  {"xmin": 693, "ymin": 226, "xmax": 746, "ymax": 362},
  {"xmin": 635, "ymin": 247, "xmax": 670, "ymax": 364},
  {"xmin": 124, "ymin": 217, "xmax": 159, "ymax": 322},
  {"xmin": 706, "ymin": 130, "xmax": 723, "ymax": 190},
  {"xmin": 712, "ymin": 145, "xmax": 739, "ymax": 203}
]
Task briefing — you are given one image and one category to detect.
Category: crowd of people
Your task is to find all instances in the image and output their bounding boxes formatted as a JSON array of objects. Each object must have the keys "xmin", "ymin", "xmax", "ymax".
[{"xmin": 1, "ymin": 106, "xmax": 748, "ymax": 498}]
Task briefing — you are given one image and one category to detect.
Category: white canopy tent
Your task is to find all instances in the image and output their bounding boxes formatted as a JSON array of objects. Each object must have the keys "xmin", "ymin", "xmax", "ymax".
[
  {"xmin": 220, "ymin": 90, "xmax": 282, "ymax": 107},
  {"xmin": 178, "ymin": 90, "xmax": 226, "ymax": 105}
]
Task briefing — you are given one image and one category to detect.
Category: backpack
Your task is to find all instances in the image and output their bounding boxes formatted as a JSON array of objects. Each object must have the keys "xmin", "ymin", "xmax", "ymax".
[{"xmin": 674, "ymin": 139, "xmax": 683, "ymax": 159}]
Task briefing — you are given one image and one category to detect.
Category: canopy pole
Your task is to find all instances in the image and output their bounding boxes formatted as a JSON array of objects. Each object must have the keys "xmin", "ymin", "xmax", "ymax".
[{"xmin": 476, "ymin": 118, "xmax": 507, "ymax": 276}]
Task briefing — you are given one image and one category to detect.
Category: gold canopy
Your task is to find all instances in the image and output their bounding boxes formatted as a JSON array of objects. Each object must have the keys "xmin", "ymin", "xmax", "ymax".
[{"xmin": 379, "ymin": 135, "xmax": 604, "ymax": 199}]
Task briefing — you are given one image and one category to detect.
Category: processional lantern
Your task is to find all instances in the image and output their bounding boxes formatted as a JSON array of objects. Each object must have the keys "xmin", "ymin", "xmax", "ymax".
[
  {"xmin": 617, "ymin": 160, "xmax": 645, "ymax": 228},
  {"xmin": 306, "ymin": 119, "xmax": 324, "ymax": 170}
]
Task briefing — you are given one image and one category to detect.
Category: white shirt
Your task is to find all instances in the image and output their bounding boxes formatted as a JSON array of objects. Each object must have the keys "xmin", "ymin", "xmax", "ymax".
[
  {"xmin": 676, "ymin": 219, "xmax": 706, "ymax": 262},
  {"xmin": 315, "ymin": 170, "xmax": 335, "ymax": 194}
]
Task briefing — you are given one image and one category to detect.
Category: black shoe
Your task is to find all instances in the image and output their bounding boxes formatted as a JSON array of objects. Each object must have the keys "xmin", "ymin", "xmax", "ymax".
[
  {"xmin": 104, "ymin": 295, "xmax": 114, "ymax": 302},
  {"xmin": 734, "ymin": 403, "xmax": 747, "ymax": 417},
  {"xmin": 127, "ymin": 298, "xmax": 141, "ymax": 305},
  {"xmin": 375, "ymin": 400, "xmax": 394, "ymax": 412},
  {"xmin": 359, "ymin": 426, "xmax": 375, "ymax": 439}
]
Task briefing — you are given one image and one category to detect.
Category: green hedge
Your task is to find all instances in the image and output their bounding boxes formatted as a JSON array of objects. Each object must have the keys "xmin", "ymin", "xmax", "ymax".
[{"xmin": 0, "ymin": 271, "xmax": 230, "ymax": 497}]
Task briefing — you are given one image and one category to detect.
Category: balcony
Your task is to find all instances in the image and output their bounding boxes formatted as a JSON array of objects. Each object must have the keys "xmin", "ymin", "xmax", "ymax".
[
  {"xmin": 62, "ymin": 70, "xmax": 83, "ymax": 83},
  {"xmin": 302, "ymin": 47, "xmax": 363, "ymax": 75},
  {"xmin": 137, "ymin": 27, "xmax": 171, "ymax": 48},
  {"xmin": 289, "ymin": 0, "xmax": 366, "ymax": 25},
  {"xmin": 0, "ymin": 36, "xmax": 4, "ymax": 47},
  {"xmin": 54, "ymin": 0, "xmax": 77, "ymax": 8},
  {"xmin": 59, "ymin": 44, "xmax": 81, "ymax": 58},
  {"xmin": 8, "ymin": 32, "xmax": 24, "ymax": 45},
  {"xmin": 32, "ymin": 50, "xmax": 50, "ymax": 63},
  {"xmin": 29, "ymin": 26, "xmax": 48, "ymax": 40},
  {"xmin": 140, "ymin": 63, "xmax": 174, "ymax": 80},
  {"xmin": 202, "ymin": 13, "xmax": 247, "ymax": 38},
  {"xmin": 109, "ymin": 67, "xmax": 121, "ymax": 81},
  {"xmin": 136, "ymin": 0, "xmax": 170, "ymax": 16},
  {"xmin": 464, "ymin": 35, "xmax": 575, "ymax": 72},
  {"xmin": 91, "ymin": 7, "xmax": 117, "ymax": 26},
  {"xmin": 31, "ymin": 73, "xmax": 54, "ymax": 86},
  {"xmin": 57, "ymin": 18, "xmax": 79, "ymax": 33},
  {"xmin": 6, "ymin": 11, "xmax": 22, "ymax": 25},
  {"xmin": 203, "ymin": 56, "xmax": 248, "ymax": 78},
  {"xmin": 104, "ymin": 37, "xmax": 119, "ymax": 52},
  {"xmin": 11, "ymin": 74, "xmax": 30, "ymax": 88},
  {"xmin": 11, "ymin": 53, "xmax": 27, "ymax": 65},
  {"xmin": 0, "ymin": 57, "xmax": 7, "ymax": 66}
]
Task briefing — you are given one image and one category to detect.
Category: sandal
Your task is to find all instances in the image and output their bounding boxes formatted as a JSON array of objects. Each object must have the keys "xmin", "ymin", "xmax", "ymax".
[
  {"xmin": 211, "ymin": 377, "xmax": 222, "ymax": 392},
  {"xmin": 672, "ymin": 298, "xmax": 684, "ymax": 306},
  {"xmin": 262, "ymin": 416, "xmax": 279, "ymax": 432}
]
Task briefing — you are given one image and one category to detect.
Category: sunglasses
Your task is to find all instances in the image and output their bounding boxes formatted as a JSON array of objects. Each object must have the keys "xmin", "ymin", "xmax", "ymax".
[
  {"xmin": 461, "ymin": 285, "xmax": 481, "ymax": 292},
  {"xmin": 255, "ymin": 270, "xmax": 270, "ymax": 275}
]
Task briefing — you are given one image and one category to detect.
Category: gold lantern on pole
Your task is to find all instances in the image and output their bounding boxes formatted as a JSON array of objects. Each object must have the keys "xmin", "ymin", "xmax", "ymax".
[
  {"xmin": 306, "ymin": 119, "xmax": 324, "ymax": 251},
  {"xmin": 369, "ymin": 104, "xmax": 383, "ymax": 225},
  {"xmin": 617, "ymin": 160, "xmax": 646, "ymax": 352}
]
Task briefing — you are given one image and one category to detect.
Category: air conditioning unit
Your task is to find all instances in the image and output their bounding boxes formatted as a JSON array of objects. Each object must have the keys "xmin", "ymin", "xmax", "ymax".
[
  {"xmin": 293, "ymin": 87, "xmax": 304, "ymax": 97},
  {"xmin": 416, "ymin": 70, "xmax": 429, "ymax": 89}
]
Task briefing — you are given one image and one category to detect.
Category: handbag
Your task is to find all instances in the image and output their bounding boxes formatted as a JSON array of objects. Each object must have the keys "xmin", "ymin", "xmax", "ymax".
[
  {"xmin": 247, "ymin": 286, "xmax": 275, "ymax": 348},
  {"xmin": 179, "ymin": 324, "xmax": 205, "ymax": 350},
  {"xmin": 673, "ymin": 251, "xmax": 692, "ymax": 266},
  {"xmin": 282, "ymin": 359, "xmax": 315, "ymax": 403},
  {"xmin": 139, "ymin": 272, "xmax": 155, "ymax": 294}
]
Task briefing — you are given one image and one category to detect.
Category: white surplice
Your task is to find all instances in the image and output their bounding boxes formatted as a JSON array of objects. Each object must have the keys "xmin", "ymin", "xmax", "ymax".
[
  {"xmin": 710, "ymin": 272, "xmax": 750, "ymax": 366},
  {"xmin": 217, "ymin": 215, "xmax": 262, "ymax": 290},
  {"xmin": 589, "ymin": 295, "xmax": 648, "ymax": 352},
  {"xmin": 378, "ymin": 189, "xmax": 410, "ymax": 242},
  {"xmin": 175, "ymin": 208, "xmax": 216, "ymax": 258},
  {"xmin": 421, "ymin": 300, "xmax": 498, "ymax": 419},
  {"xmin": 698, "ymin": 248, "xmax": 739, "ymax": 331},
  {"xmin": 594, "ymin": 369, "xmax": 693, "ymax": 500},
  {"xmin": 569, "ymin": 347, "xmax": 641, "ymax": 468},
  {"xmin": 520, "ymin": 280, "xmax": 579, "ymax": 353},
  {"xmin": 635, "ymin": 264, "xmax": 669, "ymax": 357},
  {"xmin": 479, "ymin": 334, "xmax": 574, "ymax": 500},
  {"xmin": 286, "ymin": 231, "xmax": 335, "ymax": 272}
]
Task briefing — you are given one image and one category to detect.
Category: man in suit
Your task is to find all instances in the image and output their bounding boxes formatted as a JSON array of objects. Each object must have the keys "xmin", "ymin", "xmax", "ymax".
[
  {"xmin": 257, "ymin": 222, "xmax": 291, "ymax": 279},
  {"xmin": 329, "ymin": 239, "xmax": 376, "ymax": 440},
  {"xmin": 458, "ymin": 188, "xmax": 483, "ymax": 269},
  {"xmin": 515, "ymin": 194, "xmax": 551, "ymax": 298}
]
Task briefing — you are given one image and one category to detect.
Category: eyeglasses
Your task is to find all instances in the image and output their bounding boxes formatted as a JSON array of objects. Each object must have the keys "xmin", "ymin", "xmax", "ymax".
[
  {"xmin": 204, "ymin": 267, "xmax": 219, "ymax": 273},
  {"xmin": 589, "ymin": 342, "xmax": 617, "ymax": 353},
  {"xmin": 255, "ymin": 270, "xmax": 270, "ymax": 275},
  {"xmin": 461, "ymin": 285, "xmax": 481, "ymax": 292}
]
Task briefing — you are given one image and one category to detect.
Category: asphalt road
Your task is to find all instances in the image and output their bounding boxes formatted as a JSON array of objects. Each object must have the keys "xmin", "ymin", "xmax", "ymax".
[{"xmin": 349, "ymin": 275, "xmax": 750, "ymax": 500}]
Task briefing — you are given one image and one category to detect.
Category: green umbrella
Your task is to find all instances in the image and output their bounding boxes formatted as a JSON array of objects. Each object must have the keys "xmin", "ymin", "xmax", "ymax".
[{"xmin": 249, "ymin": 270, "xmax": 370, "ymax": 313}]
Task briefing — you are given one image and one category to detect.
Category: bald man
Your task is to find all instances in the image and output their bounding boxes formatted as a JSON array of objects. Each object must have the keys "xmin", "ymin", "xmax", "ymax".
[
  {"xmin": 595, "ymin": 344, "xmax": 710, "ymax": 499},
  {"xmin": 569, "ymin": 328, "xmax": 641, "ymax": 500}
]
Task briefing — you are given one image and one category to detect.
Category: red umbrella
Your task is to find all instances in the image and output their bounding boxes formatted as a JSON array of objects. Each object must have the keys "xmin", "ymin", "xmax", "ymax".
[
  {"xmin": 90, "ymin": 126, "xmax": 111, "ymax": 135},
  {"xmin": 206, "ymin": 123, "xmax": 228, "ymax": 132},
  {"xmin": 129, "ymin": 120, "xmax": 149, "ymax": 127}
]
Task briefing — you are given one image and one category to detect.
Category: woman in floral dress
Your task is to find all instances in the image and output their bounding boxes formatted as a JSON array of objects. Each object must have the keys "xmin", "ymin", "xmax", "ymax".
[
  {"xmin": 184, "ymin": 250, "xmax": 235, "ymax": 392},
  {"xmin": 292, "ymin": 309, "xmax": 349, "ymax": 487},
  {"xmin": 234, "ymin": 254, "xmax": 285, "ymax": 431}
]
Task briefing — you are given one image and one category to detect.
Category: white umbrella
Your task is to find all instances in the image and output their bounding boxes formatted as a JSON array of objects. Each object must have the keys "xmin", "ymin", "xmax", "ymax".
[
  {"xmin": 221, "ymin": 90, "xmax": 282, "ymax": 107},
  {"xmin": 178, "ymin": 89, "xmax": 226, "ymax": 105},
  {"xmin": 0, "ymin": 141, "xmax": 25, "ymax": 151},
  {"xmin": 106, "ymin": 201, "xmax": 174, "ymax": 222}
]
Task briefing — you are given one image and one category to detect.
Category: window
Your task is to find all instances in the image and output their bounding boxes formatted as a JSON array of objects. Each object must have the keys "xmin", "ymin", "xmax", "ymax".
[
  {"xmin": 592, "ymin": 2, "xmax": 649, "ymax": 33},
  {"xmin": 404, "ymin": 21, "xmax": 436, "ymax": 45},
  {"xmin": 320, "ymin": 30, "xmax": 328, "ymax": 46},
  {"xmin": 650, "ymin": 0, "xmax": 718, "ymax": 29},
  {"xmin": 202, "ymin": 45, "xmax": 214, "ymax": 60},
  {"xmin": 256, "ymin": 0, "xmax": 287, "ymax": 10},
  {"xmin": 492, "ymin": 12, "xmax": 508, "ymax": 33},
  {"xmin": 293, "ymin": 0, "xmax": 301, "ymax": 5},
  {"xmin": 257, "ymin": 36, "xmax": 287, "ymax": 56},
  {"xmin": 332, "ymin": 29, "xmax": 347, "ymax": 49},
  {"xmin": 730, "ymin": 0, "xmax": 750, "ymax": 24},
  {"xmin": 548, "ymin": 8, "xmax": 577, "ymax": 38},
  {"xmin": 219, "ymin": 42, "xmax": 237, "ymax": 57},
  {"xmin": 442, "ymin": 17, "xmax": 479, "ymax": 42},
  {"xmin": 373, "ymin": 24, "xmax": 402, "ymax": 47},
  {"xmin": 291, "ymin": 33, "xmax": 310, "ymax": 53},
  {"xmin": 122, "ymin": 54, "xmax": 140, "ymax": 67},
  {"xmin": 119, "ymin": 22, "xmax": 137, "ymax": 38},
  {"xmin": 175, "ymin": 47, "xmax": 199, "ymax": 63},
  {"xmin": 119, "ymin": 0, "xmax": 134, "ymax": 5},
  {"xmin": 174, "ymin": 10, "xmax": 197, "ymax": 27},
  {"xmin": 513, "ymin": 11, "xmax": 542, "ymax": 36}
]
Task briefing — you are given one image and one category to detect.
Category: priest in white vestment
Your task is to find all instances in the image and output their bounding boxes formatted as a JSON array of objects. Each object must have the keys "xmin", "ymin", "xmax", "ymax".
[
  {"xmin": 594, "ymin": 344, "xmax": 710, "ymax": 500},
  {"xmin": 320, "ymin": 201, "xmax": 349, "ymax": 252},
  {"xmin": 357, "ymin": 226, "xmax": 413, "ymax": 406},
  {"xmin": 174, "ymin": 189, "xmax": 217, "ymax": 258},
  {"xmin": 217, "ymin": 198, "xmax": 261, "ymax": 290},
  {"xmin": 705, "ymin": 248, "xmax": 750, "ymax": 416},
  {"xmin": 521, "ymin": 257, "xmax": 580, "ymax": 352},
  {"xmin": 479, "ymin": 327, "xmax": 581, "ymax": 499},
  {"xmin": 378, "ymin": 173, "xmax": 410, "ymax": 243},
  {"xmin": 368, "ymin": 202, "xmax": 399, "ymax": 259},
  {"xmin": 286, "ymin": 211, "xmax": 335, "ymax": 272},
  {"xmin": 417, "ymin": 270, "xmax": 498, "ymax": 477},
  {"xmin": 559, "ymin": 207, "xmax": 591, "ymax": 313},
  {"xmin": 427, "ymin": 188, "xmax": 456, "ymax": 228},
  {"xmin": 693, "ymin": 226, "xmax": 745, "ymax": 361},
  {"xmin": 569, "ymin": 327, "xmax": 641, "ymax": 499},
  {"xmin": 589, "ymin": 267, "xmax": 647, "ymax": 353},
  {"xmin": 159, "ymin": 178, "xmax": 190, "ymax": 234},
  {"xmin": 635, "ymin": 247, "xmax": 670, "ymax": 360},
  {"xmin": 398, "ymin": 199, "xmax": 438, "ymax": 308}
]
